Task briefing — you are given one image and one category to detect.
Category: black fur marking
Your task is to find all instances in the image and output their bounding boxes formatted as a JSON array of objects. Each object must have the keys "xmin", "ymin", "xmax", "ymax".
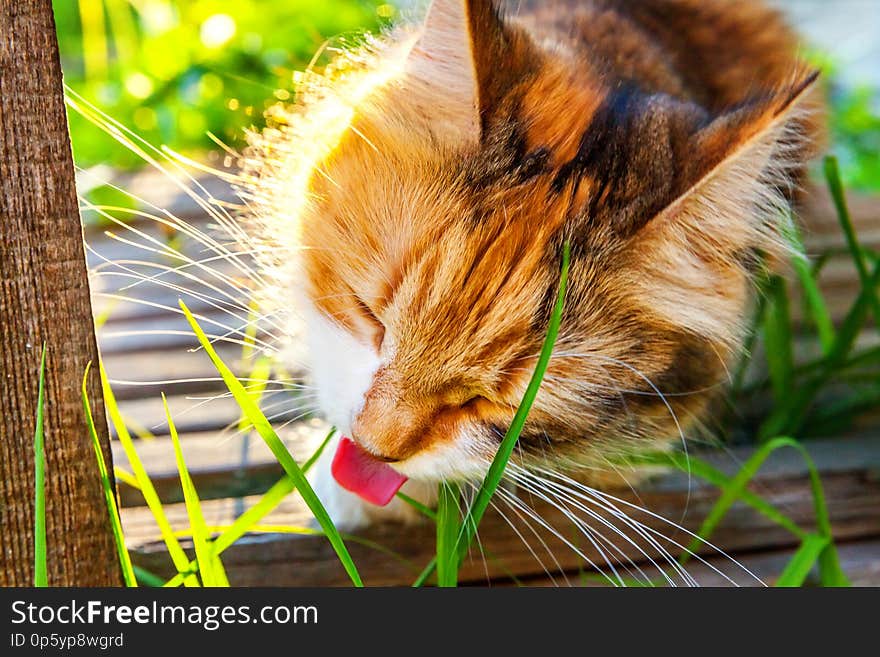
[
  {"xmin": 552, "ymin": 82, "xmax": 709, "ymax": 236},
  {"xmin": 641, "ymin": 330, "xmax": 714, "ymax": 399},
  {"xmin": 465, "ymin": 114, "xmax": 551, "ymax": 193},
  {"xmin": 516, "ymin": 146, "xmax": 551, "ymax": 182}
]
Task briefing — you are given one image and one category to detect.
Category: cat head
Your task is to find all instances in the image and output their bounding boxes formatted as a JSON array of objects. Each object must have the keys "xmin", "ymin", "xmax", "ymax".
[{"xmin": 246, "ymin": 0, "xmax": 819, "ymax": 481}]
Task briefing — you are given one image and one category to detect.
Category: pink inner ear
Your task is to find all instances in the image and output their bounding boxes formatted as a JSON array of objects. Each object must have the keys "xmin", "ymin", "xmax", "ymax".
[{"xmin": 331, "ymin": 436, "xmax": 409, "ymax": 507}]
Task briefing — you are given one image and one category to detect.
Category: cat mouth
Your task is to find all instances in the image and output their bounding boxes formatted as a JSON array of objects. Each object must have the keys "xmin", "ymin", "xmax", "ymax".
[{"xmin": 330, "ymin": 436, "xmax": 409, "ymax": 506}]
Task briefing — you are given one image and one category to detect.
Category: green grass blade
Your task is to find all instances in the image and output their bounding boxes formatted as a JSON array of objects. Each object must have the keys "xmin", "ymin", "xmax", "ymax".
[
  {"xmin": 761, "ymin": 275, "xmax": 794, "ymax": 403},
  {"xmin": 133, "ymin": 565, "xmax": 166, "ymax": 588},
  {"xmin": 634, "ymin": 451, "xmax": 805, "ymax": 540},
  {"xmin": 240, "ymin": 298, "xmax": 262, "ymax": 364},
  {"xmin": 180, "ymin": 300, "xmax": 363, "ymax": 587},
  {"xmin": 824, "ymin": 156, "xmax": 880, "ymax": 323},
  {"xmin": 100, "ymin": 364, "xmax": 199, "ymax": 587},
  {"xmin": 77, "ymin": 0, "xmax": 109, "ymax": 81},
  {"xmin": 642, "ymin": 437, "xmax": 849, "ymax": 585},
  {"xmin": 164, "ymin": 429, "xmax": 334, "ymax": 587},
  {"xmin": 744, "ymin": 344, "xmax": 880, "ymax": 398},
  {"xmin": 82, "ymin": 364, "xmax": 137, "ymax": 587},
  {"xmin": 795, "ymin": 440, "xmax": 848, "ymax": 587},
  {"xmin": 784, "ymin": 220, "xmax": 835, "ymax": 354},
  {"xmin": 412, "ymin": 557, "xmax": 437, "ymax": 588},
  {"xmin": 212, "ymin": 428, "xmax": 334, "ymax": 554},
  {"xmin": 687, "ymin": 438, "xmax": 808, "ymax": 560},
  {"xmin": 793, "ymin": 263, "xmax": 835, "ymax": 354},
  {"xmin": 775, "ymin": 534, "xmax": 828, "ymax": 587},
  {"xmin": 103, "ymin": 0, "xmax": 139, "ymax": 63},
  {"xmin": 454, "ymin": 242, "xmax": 570, "ymax": 567},
  {"xmin": 758, "ymin": 261, "xmax": 880, "ymax": 439},
  {"xmin": 730, "ymin": 286, "xmax": 768, "ymax": 396},
  {"xmin": 33, "ymin": 344, "xmax": 48, "ymax": 587},
  {"xmin": 238, "ymin": 357, "xmax": 272, "ymax": 433},
  {"xmin": 436, "ymin": 482, "xmax": 461, "ymax": 587},
  {"xmin": 164, "ymin": 394, "xmax": 222, "ymax": 587},
  {"xmin": 212, "ymin": 554, "xmax": 231, "ymax": 587},
  {"xmin": 113, "ymin": 466, "xmax": 140, "ymax": 490},
  {"xmin": 396, "ymin": 491, "xmax": 437, "ymax": 521},
  {"xmin": 802, "ymin": 384, "xmax": 880, "ymax": 436}
]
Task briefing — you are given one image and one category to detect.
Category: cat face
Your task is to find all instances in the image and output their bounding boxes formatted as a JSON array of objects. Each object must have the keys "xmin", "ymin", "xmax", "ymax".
[{"xmin": 245, "ymin": 0, "xmax": 818, "ymax": 482}]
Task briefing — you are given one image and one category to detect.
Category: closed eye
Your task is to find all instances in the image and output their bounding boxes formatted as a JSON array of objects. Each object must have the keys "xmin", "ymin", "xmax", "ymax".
[
  {"xmin": 355, "ymin": 297, "xmax": 385, "ymax": 351},
  {"xmin": 462, "ymin": 394, "xmax": 491, "ymax": 410}
]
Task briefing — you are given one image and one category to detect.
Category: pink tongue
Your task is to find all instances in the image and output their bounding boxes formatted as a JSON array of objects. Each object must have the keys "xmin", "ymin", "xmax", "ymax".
[{"xmin": 331, "ymin": 436, "xmax": 408, "ymax": 506}]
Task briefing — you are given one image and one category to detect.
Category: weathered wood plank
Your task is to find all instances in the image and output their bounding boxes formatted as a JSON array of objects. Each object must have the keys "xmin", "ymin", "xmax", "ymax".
[
  {"xmin": 109, "ymin": 388, "xmax": 314, "ymax": 438},
  {"xmin": 113, "ymin": 421, "xmax": 326, "ymax": 506},
  {"xmin": 799, "ymin": 183, "xmax": 879, "ymax": 247},
  {"xmin": 127, "ymin": 434, "xmax": 880, "ymax": 586},
  {"xmin": 96, "ymin": 307, "xmax": 261, "ymax": 354},
  {"xmin": 79, "ymin": 167, "xmax": 239, "ymax": 226},
  {"xmin": 101, "ymin": 343, "xmax": 243, "ymax": 401}
]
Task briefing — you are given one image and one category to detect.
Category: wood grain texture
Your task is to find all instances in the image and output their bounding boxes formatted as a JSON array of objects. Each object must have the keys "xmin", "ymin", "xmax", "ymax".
[
  {"xmin": 129, "ymin": 434, "xmax": 880, "ymax": 586},
  {"xmin": 0, "ymin": 0, "xmax": 122, "ymax": 586}
]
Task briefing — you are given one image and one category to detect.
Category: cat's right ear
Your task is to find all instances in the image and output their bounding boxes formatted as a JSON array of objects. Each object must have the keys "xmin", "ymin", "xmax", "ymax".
[{"xmin": 403, "ymin": 0, "xmax": 531, "ymax": 144}]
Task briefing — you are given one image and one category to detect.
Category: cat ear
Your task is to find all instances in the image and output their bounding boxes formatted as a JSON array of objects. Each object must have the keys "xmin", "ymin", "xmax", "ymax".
[
  {"xmin": 403, "ymin": 0, "xmax": 525, "ymax": 143},
  {"xmin": 631, "ymin": 71, "xmax": 821, "ymax": 343},
  {"xmin": 655, "ymin": 72, "xmax": 819, "ymax": 232},
  {"xmin": 675, "ymin": 70, "xmax": 821, "ymax": 217}
]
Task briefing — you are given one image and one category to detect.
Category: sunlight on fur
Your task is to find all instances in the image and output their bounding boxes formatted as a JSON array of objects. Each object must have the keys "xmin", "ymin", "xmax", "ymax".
[{"xmin": 71, "ymin": 0, "xmax": 828, "ymax": 586}]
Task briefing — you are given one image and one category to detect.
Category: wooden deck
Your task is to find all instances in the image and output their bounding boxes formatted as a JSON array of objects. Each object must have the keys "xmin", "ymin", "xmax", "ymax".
[{"xmin": 86, "ymin": 167, "xmax": 880, "ymax": 586}]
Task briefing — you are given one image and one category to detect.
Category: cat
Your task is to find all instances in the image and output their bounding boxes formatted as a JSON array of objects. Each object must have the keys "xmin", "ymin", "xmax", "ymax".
[{"xmin": 239, "ymin": 0, "xmax": 822, "ymax": 529}]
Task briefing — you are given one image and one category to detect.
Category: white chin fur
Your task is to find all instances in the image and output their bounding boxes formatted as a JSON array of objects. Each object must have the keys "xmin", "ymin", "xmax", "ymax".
[
  {"xmin": 393, "ymin": 430, "xmax": 490, "ymax": 481},
  {"xmin": 301, "ymin": 303, "xmax": 380, "ymax": 436}
]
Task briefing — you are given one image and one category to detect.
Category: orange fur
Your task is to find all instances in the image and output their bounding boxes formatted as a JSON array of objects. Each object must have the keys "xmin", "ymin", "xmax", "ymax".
[{"xmin": 241, "ymin": 0, "xmax": 823, "ymax": 482}]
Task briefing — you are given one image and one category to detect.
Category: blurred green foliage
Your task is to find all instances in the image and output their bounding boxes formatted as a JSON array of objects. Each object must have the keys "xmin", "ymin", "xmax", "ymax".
[
  {"xmin": 54, "ymin": 0, "xmax": 392, "ymax": 169},
  {"xmin": 55, "ymin": 1, "xmax": 879, "ymax": 193},
  {"xmin": 806, "ymin": 48, "xmax": 880, "ymax": 193},
  {"xmin": 829, "ymin": 85, "xmax": 880, "ymax": 192}
]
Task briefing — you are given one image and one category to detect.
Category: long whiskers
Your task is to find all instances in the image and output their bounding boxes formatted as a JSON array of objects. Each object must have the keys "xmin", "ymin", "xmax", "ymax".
[
  {"xmin": 505, "ymin": 468, "xmax": 670, "ymax": 586},
  {"xmin": 527, "ymin": 465, "xmax": 765, "ymax": 586}
]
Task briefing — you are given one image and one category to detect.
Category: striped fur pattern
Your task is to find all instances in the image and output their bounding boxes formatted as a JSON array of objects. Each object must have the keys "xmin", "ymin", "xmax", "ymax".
[{"xmin": 241, "ymin": 0, "xmax": 821, "ymax": 494}]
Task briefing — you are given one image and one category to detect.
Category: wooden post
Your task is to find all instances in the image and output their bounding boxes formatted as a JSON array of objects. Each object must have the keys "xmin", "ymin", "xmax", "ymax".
[{"xmin": 0, "ymin": 0, "xmax": 123, "ymax": 585}]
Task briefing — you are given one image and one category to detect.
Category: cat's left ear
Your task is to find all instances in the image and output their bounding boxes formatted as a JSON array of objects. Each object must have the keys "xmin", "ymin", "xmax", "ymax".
[
  {"xmin": 629, "ymin": 71, "xmax": 822, "ymax": 342},
  {"xmin": 638, "ymin": 70, "xmax": 821, "ymax": 244},
  {"xmin": 403, "ymin": 0, "xmax": 531, "ymax": 143}
]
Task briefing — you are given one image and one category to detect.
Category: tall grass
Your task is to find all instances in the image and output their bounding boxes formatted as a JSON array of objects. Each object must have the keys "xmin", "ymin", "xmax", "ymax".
[
  {"xmin": 82, "ymin": 364, "xmax": 138, "ymax": 586},
  {"xmin": 749, "ymin": 157, "xmax": 880, "ymax": 441},
  {"xmin": 638, "ymin": 437, "xmax": 849, "ymax": 587},
  {"xmin": 33, "ymin": 345, "xmax": 48, "ymax": 587},
  {"xmin": 165, "ymin": 393, "xmax": 230, "ymax": 586},
  {"xmin": 179, "ymin": 300, "xmax": 364, "ymax": 586}
]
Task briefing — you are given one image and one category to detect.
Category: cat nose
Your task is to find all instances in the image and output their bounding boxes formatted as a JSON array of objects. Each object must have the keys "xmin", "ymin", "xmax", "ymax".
[{"xmin": 350, "ymin": 433, "xmax": 401, "ymax": 463}]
